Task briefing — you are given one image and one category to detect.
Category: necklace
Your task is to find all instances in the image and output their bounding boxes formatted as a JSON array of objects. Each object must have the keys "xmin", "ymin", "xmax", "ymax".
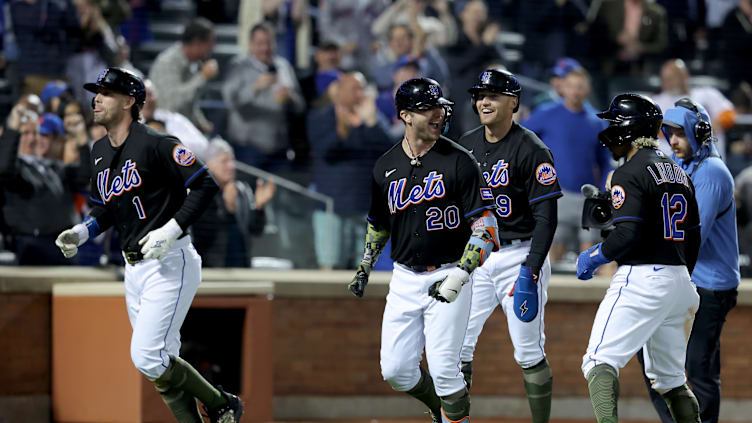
[{"xmin": 404, "ymin": 138, "xmax": 422, "ymax": 167}]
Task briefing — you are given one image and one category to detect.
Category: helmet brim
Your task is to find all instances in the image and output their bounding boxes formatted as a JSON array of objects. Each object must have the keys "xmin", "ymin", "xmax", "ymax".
[{"xmin": 83, "ymin": 82, "xmax": 104, "ymax": 95}]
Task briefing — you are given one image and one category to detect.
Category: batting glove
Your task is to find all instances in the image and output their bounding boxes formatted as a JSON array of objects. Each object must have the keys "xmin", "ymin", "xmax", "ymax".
[
  {"xmin": 576, "ymin": 243, "xmax": 610, "ymax": 280},
  {"xmin": 428, "ymin": 267, "xmax": 470, "ymax": 303},
  {"xmin": 512, "ymin": 265, "xmax": 539, "ymax": 322},
  {"xmin": 55, "ymin": 224, "xmax": 89, "ymax": 259},
  {"xmin": 349, "ymin": 263, "xmax": 371, "ymax": 297},
  {"xmin": 139, "ymin": 219, "xmax": 183, "ymax": 260}
]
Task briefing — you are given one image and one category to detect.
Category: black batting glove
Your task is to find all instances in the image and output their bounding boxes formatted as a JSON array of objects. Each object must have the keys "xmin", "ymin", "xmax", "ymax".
[
  {"xmin": 349, "ymin": 263, "xmax": 371, "ymax": 297},
  {"xmin": 428, "ymin": 281, "xmax": 450, "ymax": 303}
]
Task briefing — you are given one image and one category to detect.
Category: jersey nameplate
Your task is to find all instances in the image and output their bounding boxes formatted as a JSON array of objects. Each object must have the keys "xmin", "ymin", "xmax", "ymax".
[
  {"xmin": 647, "ymin": 162, "xmax": 690, "ymax": 188},
  {"xmin": 388, "ymin": 171, "xmax": 446, "ymax": 214}
]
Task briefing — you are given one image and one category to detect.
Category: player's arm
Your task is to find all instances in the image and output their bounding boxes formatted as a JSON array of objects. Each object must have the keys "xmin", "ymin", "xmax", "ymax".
[
  {"xmin": 524, "ymin": 198, "xmax": 557, "ymax": 275},
  {"xmin": 55, "ymin": 191, "xmax": 117, "ymax": 259}
]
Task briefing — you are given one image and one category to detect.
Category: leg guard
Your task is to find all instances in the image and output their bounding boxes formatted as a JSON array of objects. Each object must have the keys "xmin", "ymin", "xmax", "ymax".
[
  {"xmin": 440, "ymin": 388, "xmax": 470, "ymax": 423},
  {"xmin": 406, "ymin": 366, "xmax": 442, "ymax": 416},
  {"xmin": 153, "ymin": 381, "xmax": 203, "ymax": 423},
  {"xmin": 662, "ymin": 384, "xmax": 701, "ymax": 423},
  {"xmin": 523, "ymin": 358, "xmax": 552, "ymax": 423},
  {"xmin": 461, "ymin": 361, "xmax": 473, "ymax": 390},
  {"xmin": 586, "ymin": 364, "xmax": 619, "ymax": 423},
  {"xmin": 153, "ymin": 355, "xmax": 225, "ymax": 410}
]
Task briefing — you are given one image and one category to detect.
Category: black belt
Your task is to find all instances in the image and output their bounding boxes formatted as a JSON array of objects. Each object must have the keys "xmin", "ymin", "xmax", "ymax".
[
  {"xmin": 499, "ymin": 237, "xmax": 532, "ymax": 247},
  {"xmin": 407, "ymin": 264, "xmax": 441, "ymax": 273},
  {"xmin": 124, "ymin": 251, "xmax": 144, "ymax": 265}
]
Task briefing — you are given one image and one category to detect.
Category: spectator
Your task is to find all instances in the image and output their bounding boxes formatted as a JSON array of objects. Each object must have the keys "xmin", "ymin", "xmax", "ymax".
[
  {"xmin": 736, "ymin": 165, "xmax": 752, "ymax": 277},
  {"xmin": 589, "ymin": 0, "xmax": 669, "ymax": 76},
  {"xmin": 237, "ymin": 0, "xmax": 312, "ymax": 69},
  {"xmin": 222, "ymin": 22, "xmax": 305, "ymax": 170},
  {"xmin": 376, "ymin": 58, "xmax": 421, "ymax": 140},
  {"xmin": 718, "ymin": 0, "xmax": 752, "ymax": 87},
  {"xmin": 41, "ymin": 81, "xmax": 71, "ymax": 115},
  {"xmin": 368, "ymin": 22, "xmax": 449, "ymax": 93},
  {"xmin": 317, "ymin": 0, "xmax": 390, "ymax": 70},
  {"xmin": 372, "ymin": 0, "xmax": 458, "ymax": 49},
  {"xmin": 727, "ymin": 82, "xmax": 752, "ymax": 177},
  {"xmin": 191, "ymin": 139, "xmax": 275, "ymax": 267},
  {"xmin": 443, "ymin": 0, "xmax": 502, "ymax": 137},
  {"xmin": 307, "ymin": 72, "xmax": 394, "ymax": 269},
  {"xmin": 522, "ymin": 67, "xmax": 612, "ymax": 264},
  {"xmin": 148, "ymin": 17, "xmax": 218, "ymax": 134},
  {"xmin": 0, "ymin": 108, "xmax": 90, "ymax": 265},
  {"xmin": 298, "ymin": 41, "xmax": 342, "ymax": 108},
  {"xmin": 61, "ymin": 100, "xmax": 91, "ymax": 165},
  {"xmin": 652, "ymin": 58, "xmax": 736, "ymax": 158},
  {"xmin": 37, "ymin": 113, "xmax": 66, "ymax": 160},
  {"xmin": 142, "ymin": 79, "xmax": 209, "ymax": 159},
  {"xmin": 530, "ymin": 57, "xmax": 583, "ymax": 111}
]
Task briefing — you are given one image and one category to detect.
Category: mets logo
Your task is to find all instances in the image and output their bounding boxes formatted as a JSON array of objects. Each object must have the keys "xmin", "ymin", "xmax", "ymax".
[
  {"xmin": 172, "ymin": 145, "xmax": 196, "ymax": 166},
  {"xmin": 611, "ymin": 185, "xmax": 626, "ymax": 209},
  {"xmin": 96, "ymin": 68, "xmax": 108, "ymax": 83},
  {"xmin": 535, "ymin": 163, "xmax": 557, "ymax": 185},
  {"xmin": 481, "ymin": 71, "xmax": 492, "ymax": 84},
  {"xmin": 429, "ymin": 84, "xmax": 439, "ymax": 97}
]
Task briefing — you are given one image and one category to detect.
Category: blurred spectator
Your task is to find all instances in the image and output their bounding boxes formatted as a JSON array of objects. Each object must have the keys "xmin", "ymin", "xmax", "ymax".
[
  {"xmin": 9, "ymin": 0, "xmax": 79, "ymax": 94},
  {"xmin": 114, "ymin": 35, "xmax": 143, "ymax": 78},
  {"xmin": 718, "ymin": 0, "xmax": 752, "ymax": 87},
  {"xmin": 41, "ymin": 81, "xmax": 71, "ymax": 114},
  {"xmin": 191, "ymin": 139, "xmax": 275, "ymax": 267},
  {"xmin": 443, "ymin": 0, "xmax": 502, "ymax": 137},
  {"xmin": 238, "ymin": 0, "xmax": 312, "ymax": 69},
  {"xmin": 306, "ymin": 72, "xmax": 394, "ymax": 269},
  {"xmin": 372, "ymin": 0, "xmax": 458, "ymax": 49},
  {"xmin": 142, "ymin": 79, "xmax": 209, "ymax": 159},
  {"xmin": 37, "ymin": 113, "xmax": 66, "ymax": 160},
  {"xmin": 60, "ymin": 100, "xmax": 91, "ymax": 165},
  {"xmin": 589, "ymin": 0, "xmax": 669, "ymax": 77},
  {"xmin": 736, "ymin": 164, "xmax": 752, "ymax": 277},
  {"xmin": 530, "ymin": 57, "xmax": 582, "ymax": 110},
  {"xmin": 118, "ymin": 0, "xmax": 153, "ymax": 46},
  {"xmin": 222, "ymin": 22, "xmax": 305, "ymax": 170},
  {"xmin": 727, "ymin": 82, "xmax": 752, "ymax": 177},
  {"xmin": 144, "ymin": 118, "xmax": 166, "ymax": 132},
  {"xmin": 652, "ymin": 58, "xmax": 736, "ymax": 157},
  {"xmin": 522, "ymin": 67, "xmax": 612, "ymax": 263},
  {"xmin": 376, "ymin": 58, "xmax": 421, "ymax": 139},
  {"xmin": 317, "ymin": 0, "xmax": 390, "ymax": 70},
  {"xmin": 92, "ymin": 0, "xmax": 131, "ymax": 30},
  {"xmin": 368, "ymin": 22, "xmax": 449, "ymax": 92},
  {"xmin": 0, "ymin": 108, "xmax": 90, "ymax": 265},
  {"xmin": 148, "ymin": 17, "xmax": 218, "ymax": 134},
  {"xmin": 66, "ymin": 0, "xmax": 120, "ymax": 107},
  {"xmin": 299, "ymin": 41, "xmax": 342, "ymax": 108}
]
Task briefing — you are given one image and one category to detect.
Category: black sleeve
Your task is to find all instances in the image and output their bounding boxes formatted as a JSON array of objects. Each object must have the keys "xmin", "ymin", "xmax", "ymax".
[
  {"xmin": 0, "ymin": 128, "xmax": 20, "ymax": 181},
  {"xmin": 686, "ymin": 225, "xmax": 701, "ymax": 274},
  {"xmin": 524, "ymin": 197, "xmax": 557, "ymax": 274},
  {"xmin": 174, "ymin": 171, "xmax": 219, "ymax": 229},
  {"xmin": 601, "ymin": 221, "xmax": 641, "ymax": 261},
  {"xmin": 62, "ymin": 144, "xmax": 92, "ymax": 191},
  {"xmin": 367, "ymin": 173, "xmax": 391, "ymax": 231}
]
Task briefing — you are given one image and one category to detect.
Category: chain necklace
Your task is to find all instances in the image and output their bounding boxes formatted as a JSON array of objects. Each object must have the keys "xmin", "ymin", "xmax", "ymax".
[{"xmin": 404, "ymin": 137, "xmax": 422, "ymax": 167}]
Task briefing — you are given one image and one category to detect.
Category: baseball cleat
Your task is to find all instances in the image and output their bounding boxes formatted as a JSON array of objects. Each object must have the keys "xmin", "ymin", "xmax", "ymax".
[
  {"xmin": 205, "ymin": 386, "xmax": 244, "ymax": 423},
  {"xmin": 428, "ymin": 410, "xmax": 441, "ymax": 423}
]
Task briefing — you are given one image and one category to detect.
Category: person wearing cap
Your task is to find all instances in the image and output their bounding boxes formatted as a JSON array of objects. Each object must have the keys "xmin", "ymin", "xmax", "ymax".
[
  {"xmin": 54, "ymin": 67, "xmax": 244, "ymax": 423},
  {"xmin": 0, "ymin": 109, "xmax": 90, "ymax": 265},
  {"xmin": 40, "ymin": 80, "xmax": 70, "ymax": 114},
  {"xmin": 37, "ymin": 113, "xmax": 66, "ymax": 160},
  {"xmin": 639, "ymin": 98, "xmax": 740, "ymax": 423},
  {"xmin": 530, "ymin": 57, "xmax": 582, "ymax": 111}
]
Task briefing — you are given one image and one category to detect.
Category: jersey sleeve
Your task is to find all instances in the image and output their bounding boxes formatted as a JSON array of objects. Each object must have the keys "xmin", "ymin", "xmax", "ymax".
[
  {"xmin": 156, "ymin": 135, "xmax": 210, "ymax": 188},
  {"xmin": 608, "ymin": 169, "xmax": 645, "ymax": 224},
  {"xmin": 525, "ymin": 147, "xmax": 563, "ymax": 205},
  {"xmin": 457, "ymin": 153, "xmax": 494, "ymax": 222},
  {"xmin": 367, "ymin": 171, "xmax": 390, "ymax": 230}
]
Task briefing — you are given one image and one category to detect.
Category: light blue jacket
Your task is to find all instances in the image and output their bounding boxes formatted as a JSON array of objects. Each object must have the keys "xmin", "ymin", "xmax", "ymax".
[{"xmin": 662, "ymin": 104, "xmax": 740, "ymax": 290}]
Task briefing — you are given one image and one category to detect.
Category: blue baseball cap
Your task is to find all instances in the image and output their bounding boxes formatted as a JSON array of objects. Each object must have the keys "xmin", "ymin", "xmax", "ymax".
[
  {"xmin": 552, "ymin": 57, "xmax": 582, "ymax": 78},
  {"xmin": 40, "ymin": 81, "xmax": 68, "ymax": 104},
  {"xmin": 39, "ymin": 113, "xmax": 65, "ymax": 136}
]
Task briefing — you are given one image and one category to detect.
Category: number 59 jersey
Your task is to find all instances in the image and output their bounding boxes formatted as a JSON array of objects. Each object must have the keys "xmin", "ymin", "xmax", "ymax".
[
  {"xmin": 367, "ymin": 136, "xmax": 494, "ymax": 268},
  {"xmin": 608, "ymin": 148, "xmax": 700, "ymax": 266}
]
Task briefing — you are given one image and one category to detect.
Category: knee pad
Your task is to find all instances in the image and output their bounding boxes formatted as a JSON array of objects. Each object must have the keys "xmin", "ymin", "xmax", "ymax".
[
  {"xmin": 662, "ymin": 384, "xmax": 700, "ymax": 423},
  {"xmin": 440, "ymin": 388, "xmax": 470, "ymax": 421}
]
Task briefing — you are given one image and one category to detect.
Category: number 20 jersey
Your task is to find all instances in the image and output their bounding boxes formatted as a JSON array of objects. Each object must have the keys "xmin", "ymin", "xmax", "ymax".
[
  {"xmin": 607, "ymin": 148, "xmax": 700, "ymax": 266},
  {"xmin": 367, "ymin": 136, "xmax": 494, "ymax": 268},
  {"xmin": 458, "ymin": 123, "xmax": 563, "ymax": 240}
]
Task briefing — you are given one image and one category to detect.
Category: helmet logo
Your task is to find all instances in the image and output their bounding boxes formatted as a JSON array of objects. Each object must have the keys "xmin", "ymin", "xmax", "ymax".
[
  {"xmin": 429, "ymin": 84, "xmax": 439, "ymax": 98},
  {"xmin": 481, "ymin": 71, "xmax": 492, "ymax": 84},
  {"xmin": 611, "ymin": 185, "xmax": 626, "ymax": 209},
  {"xmin": 535, "ymin": 163, "xmax": 557, "ymax": 185},
  {"xmin": 172, "ymin": 145, "xmax": 196, "ymax": 167},
  {"xmin": 96, "ymin": 69, "xmax": 108, "ymax": 83}
]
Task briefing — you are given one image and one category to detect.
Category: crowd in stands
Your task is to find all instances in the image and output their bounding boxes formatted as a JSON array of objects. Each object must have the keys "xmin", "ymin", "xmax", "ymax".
[{"xmin": 0, "ymin": 0, "xmax": 751, "ymax": 273}]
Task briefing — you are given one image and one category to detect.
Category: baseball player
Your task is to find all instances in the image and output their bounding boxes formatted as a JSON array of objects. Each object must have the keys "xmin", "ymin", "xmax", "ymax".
[
  {"xmin": 576, "ymin": 93, "xmax": 702, "ymax": 423},
  {"xmin": 348, "ymin": 77, "xmax": 499, "ymax": 423},
  {"xmin": 458, "ymin": 69, "xmax": 561, "ymax": 423},
  {"xmin": 638, "ymin": 98, "xmax": 740, "ymax": 423},
  {"xmin": 54, "ymin": 68, "xmax": 242, "ymax": 423}
]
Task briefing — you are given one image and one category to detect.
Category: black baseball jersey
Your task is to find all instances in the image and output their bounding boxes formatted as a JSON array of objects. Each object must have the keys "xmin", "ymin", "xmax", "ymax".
[
  {"xmin": 603, "ymin": 148, "xmax": 700, "ymax": 266},
  {"xmin": 458, "ymin": 123, "xmax": 562, "ymax": 240},
  {"xmin": 368, "ymin": 136, "xmax": 494, "ymax": 267},
  {"xmin": 88, "ymin": 122, "xmax": 218, "ymax": 253}
]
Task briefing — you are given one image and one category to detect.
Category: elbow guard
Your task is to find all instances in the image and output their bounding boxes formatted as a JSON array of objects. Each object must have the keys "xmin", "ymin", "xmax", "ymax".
[{"xmin": 458, "ymin": 210, "xmax": 500, "ymax": 273}]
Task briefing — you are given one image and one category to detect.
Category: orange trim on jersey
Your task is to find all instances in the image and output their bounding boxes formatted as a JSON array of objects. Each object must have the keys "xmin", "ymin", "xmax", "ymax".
[{"xmin": 441, "ymin": 408, "xmax": 470, "ymax": 423}]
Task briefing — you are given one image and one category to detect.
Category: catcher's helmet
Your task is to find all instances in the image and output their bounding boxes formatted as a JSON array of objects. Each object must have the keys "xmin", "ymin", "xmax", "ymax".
[
  {"xmin": 468, "ymin": 68, "xmax": 521, "ymax": 113},
  {"xmin": 84, "ymin": 67, "xmax": 146, "ymax": 106},
  {"xmin": 395, "ymin": 77, "xmax": 454, "ymax": 132},
  {"xmin": 597, "ymin": 93, "xmax": 662, "ymax": 148}
]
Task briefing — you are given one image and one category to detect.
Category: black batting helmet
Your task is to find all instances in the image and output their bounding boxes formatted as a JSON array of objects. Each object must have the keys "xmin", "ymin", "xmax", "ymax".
[
  {"xmin": 597, "ymin": 93, "xmax": 662, "ymax": 148},
  {"xmin": 395, "ymin": 77, "xmax": 454, "ymax": 132},
  {"xmin": 468, "ymin": 68, "xmax": 521, "ymax": 113},
  {"xmin": 84, "ymin": 67, "xmax": 146, "ymax": 106}
]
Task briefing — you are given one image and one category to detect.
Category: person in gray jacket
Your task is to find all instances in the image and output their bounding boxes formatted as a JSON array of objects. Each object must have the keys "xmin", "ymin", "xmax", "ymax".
[{"xmin": 222, "ymin": 22, "xmax": 305, "ymax": 171}]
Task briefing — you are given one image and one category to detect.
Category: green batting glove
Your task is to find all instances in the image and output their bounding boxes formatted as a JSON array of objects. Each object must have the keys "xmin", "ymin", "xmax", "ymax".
[{"xmin": 349, "ymin": 263, "xmax": 371, "ymax": 297}]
